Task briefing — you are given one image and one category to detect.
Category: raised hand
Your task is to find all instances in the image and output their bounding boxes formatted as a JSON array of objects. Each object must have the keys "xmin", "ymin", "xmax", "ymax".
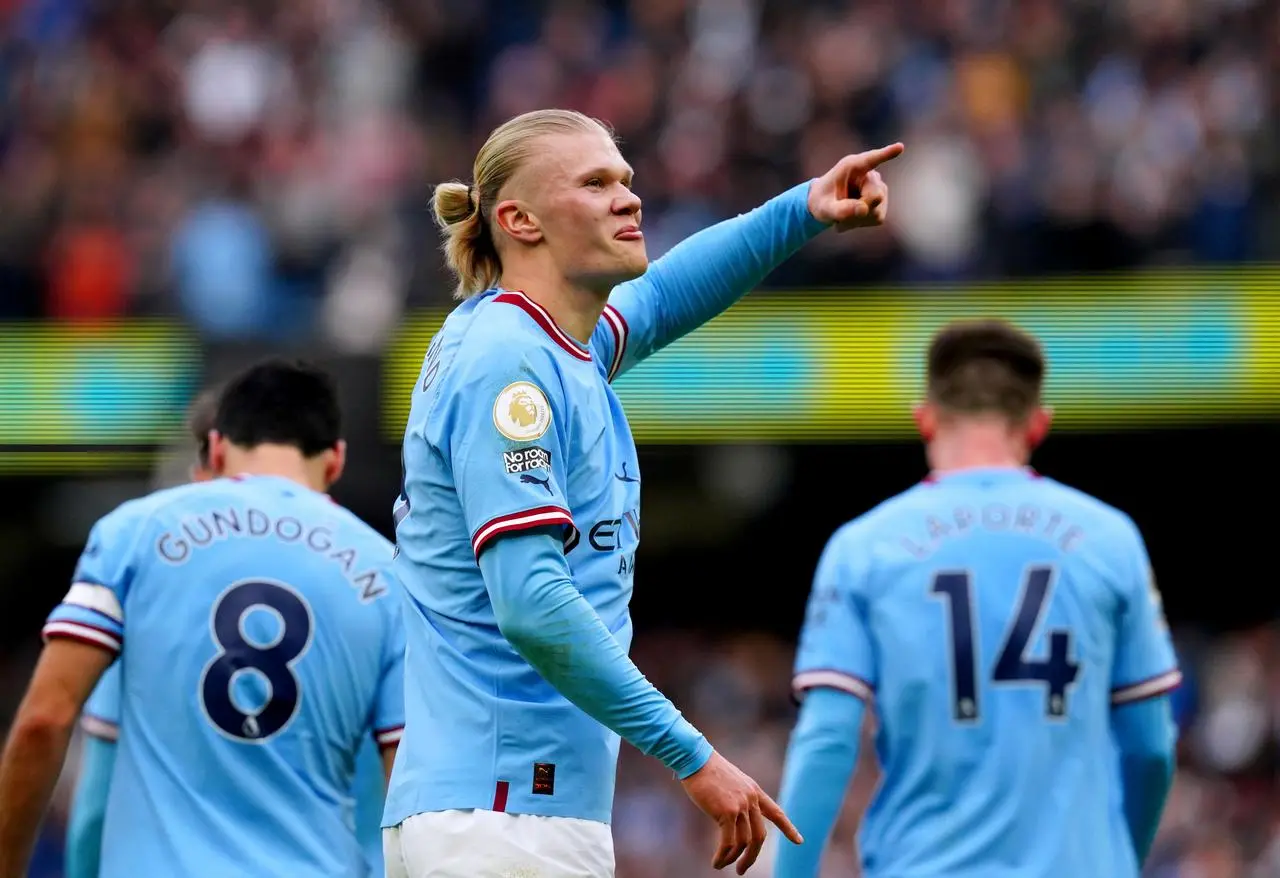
[{"xmin": 807, "ymin": 142, "xmax": 905, "ymax": 232}]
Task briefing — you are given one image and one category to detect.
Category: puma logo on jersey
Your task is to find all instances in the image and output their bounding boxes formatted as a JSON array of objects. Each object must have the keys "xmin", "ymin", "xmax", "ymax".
[{"xmin": 520, "ymin": 474, "xmax": 552, "ymax": 495}]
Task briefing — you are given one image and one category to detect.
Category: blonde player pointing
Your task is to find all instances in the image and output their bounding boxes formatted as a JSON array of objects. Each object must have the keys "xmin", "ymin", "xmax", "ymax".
[{"xmin": 387, "ymin": 108, "xmax": 901, "ymax": 876}]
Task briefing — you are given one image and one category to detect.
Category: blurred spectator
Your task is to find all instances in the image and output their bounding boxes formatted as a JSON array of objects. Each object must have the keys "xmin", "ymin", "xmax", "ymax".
[{"xmin": 170, "ymin": 168, "xmax": 277, "ymax": 339}]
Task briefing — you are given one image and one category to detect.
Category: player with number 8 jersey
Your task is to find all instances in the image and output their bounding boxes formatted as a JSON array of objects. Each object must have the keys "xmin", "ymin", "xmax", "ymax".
[{"xmin": 0, "ymin": 360, "xmax": 405, "ymax": 878}]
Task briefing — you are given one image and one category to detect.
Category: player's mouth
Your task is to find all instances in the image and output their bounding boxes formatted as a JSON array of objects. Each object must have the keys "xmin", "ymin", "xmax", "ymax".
[{"xmin": 615, "ymin": 226, "xmax": 643, "ymax": 241}]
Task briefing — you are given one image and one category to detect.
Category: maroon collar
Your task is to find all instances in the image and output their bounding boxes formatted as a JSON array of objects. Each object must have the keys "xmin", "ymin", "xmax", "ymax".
[{"xmin": 493, "ymin": 291, "xmax": 592, "ymax": 362}]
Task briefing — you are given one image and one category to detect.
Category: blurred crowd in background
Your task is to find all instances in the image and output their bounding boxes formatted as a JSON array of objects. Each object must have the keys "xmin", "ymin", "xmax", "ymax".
[
  {"xmin": 2, "ymin": 0, "xmax": 1279, "ymax": 875},
  {"xmin": 1, "ymin": 0, "xmax": 1278, "ymax": 342}
]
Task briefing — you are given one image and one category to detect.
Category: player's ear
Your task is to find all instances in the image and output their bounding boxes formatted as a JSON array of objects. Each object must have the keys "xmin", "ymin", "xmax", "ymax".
[
  {"xmin": 493, "ymin": 199, "xmax": 543, "ymax": 245},
  {"xmin": 913, "ymin": 403, "xmax": 936, "ymax": 443},
  {"xmin": 322, "ymin": 440, "xmax": 347, "ymax": 489},
  {"xmin": 207, "ymin": 431, "xmax": 229, "ymax": 477},
  {"xmin": 1026, "ymin": 406, "xmax": 1053, "ymax": 450}
]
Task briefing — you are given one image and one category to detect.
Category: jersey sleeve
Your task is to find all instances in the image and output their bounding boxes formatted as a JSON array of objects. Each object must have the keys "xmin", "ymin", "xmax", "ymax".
[
  {"xmin": 1110, "ymin": 520, "xmax": 1181, "ymax": 706},
  {"xmin": 372, "ymin": 598, "xmax": 406, "ymax": 751},
  {"xmin": 792, "ymin": 527, "xmax": 877, "ymax": 703},
  {"xmin": 80, "ymin": 661, "xmax": 122, "ymax": 742},
  {"xmin": 447, "ymin": 346, "xmax": 577, "ymax": 559},
  {"xmin": 43, "ymin": 505, "xmax": 146, "ymax": 657},
  {"xmin": 594, "ymin": 182, "xmax": 824, "ymax": 380}
]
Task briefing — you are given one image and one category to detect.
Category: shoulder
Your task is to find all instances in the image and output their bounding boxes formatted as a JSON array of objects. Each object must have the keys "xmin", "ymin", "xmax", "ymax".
[
  {"xmin": 92, "ymin": 481, "xmax": 209, "ymax": 536},
  {"xmin": 831, "ymin": 482, "xmax": 934, "ymax": 549},
  {"xmin": 445, "ymin": 295, "xmax": 569, "ymax": 394},
  {"xmin": 329, "ymin": 500, "xmax": 396, "ymax": 559},
  {"xmin": 1036, "ymin": 476, "xmax": 1143, "ymax": 549},
  {"xmin": 431, "ymin": 297, "xmax": 574, "ymax": 445},
  {"xmin": 814, "ymin": 483, "xmax": 942, "ymax": 583}
]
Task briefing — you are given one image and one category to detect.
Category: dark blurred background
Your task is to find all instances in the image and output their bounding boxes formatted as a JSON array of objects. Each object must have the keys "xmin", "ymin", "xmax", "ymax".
[{"xmin": 1, "ymin": 0, "xmax": 1279, "ymax": 875}]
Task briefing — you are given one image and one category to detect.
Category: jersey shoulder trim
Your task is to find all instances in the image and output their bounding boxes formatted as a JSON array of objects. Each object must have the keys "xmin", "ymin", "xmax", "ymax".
[
  {"xmin": 599, "ymin": 303, "xmax": 628, "ymax": 381},
  {"xmin": 493, "ymin": 291, "xmax": 592, "ymax": 362}
]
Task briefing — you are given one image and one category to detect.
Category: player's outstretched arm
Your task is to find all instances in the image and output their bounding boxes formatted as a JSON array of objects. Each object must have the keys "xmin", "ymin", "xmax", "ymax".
[
  {"xmin": 0, "ymin": 640, "xmax": 112, "ymax": 878},
  {"xmin": 480, "ymin": 529, "xmax": 800, "ymax": 873},
  {"xmin": 65, "ymin": 734, "xmax": 116, "ymax": 878},
  {"xmin": 773, "ymin": 688, "xmax": 864, "ymax": 878},
  {"xmin": 601, "ymin": 144, "xmax": 903, "ymax": 376}
]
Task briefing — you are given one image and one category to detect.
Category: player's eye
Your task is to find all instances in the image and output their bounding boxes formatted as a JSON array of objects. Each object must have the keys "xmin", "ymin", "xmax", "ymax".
[{"xmin": 584, "ymin": 178, "xmax": 604, "ymax": 190}]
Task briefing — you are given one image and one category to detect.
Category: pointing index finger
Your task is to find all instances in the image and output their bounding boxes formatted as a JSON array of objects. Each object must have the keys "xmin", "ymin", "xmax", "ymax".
[
  {"xmin": 855, "ymin": 142, "xmax": 905, "ymax": 171},
  {"xmin": 759, "ymin": 791, "xmax": 804, "ymax": 845}
]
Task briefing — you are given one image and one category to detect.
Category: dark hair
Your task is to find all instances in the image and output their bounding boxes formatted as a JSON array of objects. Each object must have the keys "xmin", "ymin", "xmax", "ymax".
[
  {"xmin": 213, "ymin": 359, "xmax": 341, "ymax": 457},
  {"xmin": 187, "ymin": 386, "xmax": 221, "ymax": 468},
  {"xmin": 926, "ymin": 319, "xmax": 1045, "ymax": 420}
]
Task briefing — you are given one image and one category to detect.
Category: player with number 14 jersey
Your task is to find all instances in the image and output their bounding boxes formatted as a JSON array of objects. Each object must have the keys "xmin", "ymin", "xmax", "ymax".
[{"xmin": 777, "ymin": 321, "xmax": 1181, "ymax": 878}]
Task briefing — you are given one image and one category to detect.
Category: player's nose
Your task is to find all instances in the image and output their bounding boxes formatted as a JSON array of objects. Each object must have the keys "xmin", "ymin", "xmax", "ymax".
[{"xmin": 614, "ymin": 186, "xmax": 642, "ymax": 217}]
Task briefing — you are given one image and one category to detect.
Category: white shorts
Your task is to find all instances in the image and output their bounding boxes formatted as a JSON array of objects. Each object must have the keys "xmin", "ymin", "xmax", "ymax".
[{"xmin": 383, "ymin": 809, "xmax": 615, "ymax": 878}]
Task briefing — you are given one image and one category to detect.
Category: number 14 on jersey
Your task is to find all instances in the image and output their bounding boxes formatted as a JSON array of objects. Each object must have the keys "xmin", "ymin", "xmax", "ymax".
[{"xmin": 931, "ymin": 566, "xmax": 1080, "ymax": 722}]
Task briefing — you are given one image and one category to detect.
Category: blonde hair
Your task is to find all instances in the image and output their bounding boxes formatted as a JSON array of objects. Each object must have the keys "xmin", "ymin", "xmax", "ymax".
[{"xmin": 433, "ymin": 109, "xmax": 614, "ymax": 299}]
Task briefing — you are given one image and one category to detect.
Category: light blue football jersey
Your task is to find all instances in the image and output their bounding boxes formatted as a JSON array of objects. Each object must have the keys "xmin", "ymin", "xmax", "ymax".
[
  {"xmin": 793, "ymin": 467, "xmax": 1181, "ymax": 878},
  {"xmin": 45, "ymin": 474, "xmax": 405, "ymax": 877},
  {"xmin": 388, "ymin": 288, "xmax": 654, "ymax": 826},
  {"xmin": 79, "ymin": 663, "xmax": 390, "ymax": 875},
  {"xmin": 388, "ymin": 182, "xmax": 826, "ymax": 826}
]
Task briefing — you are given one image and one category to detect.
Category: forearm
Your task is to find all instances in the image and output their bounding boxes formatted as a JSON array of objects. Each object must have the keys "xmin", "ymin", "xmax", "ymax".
[
  {"xmin": 0, "ymin": 718, "xmax": 77, "ymax": 878},
  {"xmin": 66, "ymin": 735, "xmax": 116, "ymax": 878},
  {"xmin": 1112, "ymin": 696, "xmax": 1177, "ymax": 863},
  {"xmin": 619, "ymin": 182, "xmax": 826, "ymax": 360},
  {"xmin": 480, "ymin": 530, "xmax": 712, "ymax": 776},
  {"xmin": 775, "ymin": 688, "xmax": 863, "ymax": 878}
]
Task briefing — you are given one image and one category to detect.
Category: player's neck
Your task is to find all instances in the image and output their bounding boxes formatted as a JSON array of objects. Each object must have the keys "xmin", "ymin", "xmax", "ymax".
[
  {"xmin": 221, "ymin": 446, "xmax": 328, "ymax": 493},
  {"xmin": 927, "ymin": 425, "xmax": 1028, "ymax": 473},
  {"xmin": 499, "ymin": 268, "xmax": 607, "ymax": 344}
]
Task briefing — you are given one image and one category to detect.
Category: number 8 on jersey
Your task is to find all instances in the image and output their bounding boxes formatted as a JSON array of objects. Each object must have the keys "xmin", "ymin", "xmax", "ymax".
[{"xmin": 199, "ymin": 580, "xmax": 315, "ymax": 742}]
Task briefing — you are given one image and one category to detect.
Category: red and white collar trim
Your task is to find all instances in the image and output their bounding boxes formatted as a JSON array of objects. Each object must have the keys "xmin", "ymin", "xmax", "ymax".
[{"xmin": 493, "ymin": 291, "xmax": 592, "ymax": 362}]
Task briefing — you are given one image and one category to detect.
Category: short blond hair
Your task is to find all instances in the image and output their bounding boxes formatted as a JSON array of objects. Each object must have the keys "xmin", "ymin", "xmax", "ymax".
[{"xmin": 433, "ymin": 109, "xmax": 615, "ymax": 299}]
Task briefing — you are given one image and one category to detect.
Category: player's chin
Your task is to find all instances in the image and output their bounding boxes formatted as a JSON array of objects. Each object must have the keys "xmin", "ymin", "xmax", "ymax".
[
  {"xmin": 613, "ymin": 241, "xmax": 649, "ymax": 278},
  {"xmin": 581, "ymin": 252, "xmax": 648, "ymax": 290}
]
